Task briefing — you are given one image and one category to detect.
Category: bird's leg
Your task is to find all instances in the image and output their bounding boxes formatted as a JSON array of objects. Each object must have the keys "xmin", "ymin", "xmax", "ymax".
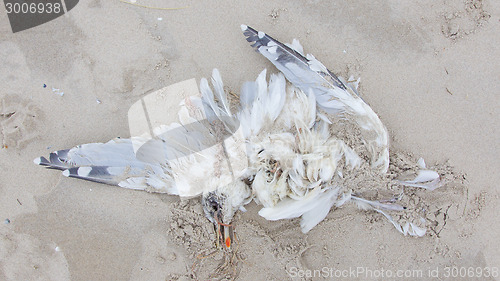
[
  {"xmin": 211, "ymin": 247, "xmax": 241, "ymax": 280},
  {"xmin": 230, "ymin": 232, "xmax": 243, "ymax": 265},
  {"xmin": 195, "ymin": 229, "xmax": 243, "ymax": 280},
  {"xmin": 191, "ymin": 224, "xmax": 236, "ymax": 279},
  {"xmin": 191, "ymin": 249, "xmax": 218, "ymax": 278}
]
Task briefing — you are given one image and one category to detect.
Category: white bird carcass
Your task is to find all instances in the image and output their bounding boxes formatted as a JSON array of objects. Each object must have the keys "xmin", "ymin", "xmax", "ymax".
[{"xmin": 34, "ymin": 25, "xmax": 442, "ymax": 249}]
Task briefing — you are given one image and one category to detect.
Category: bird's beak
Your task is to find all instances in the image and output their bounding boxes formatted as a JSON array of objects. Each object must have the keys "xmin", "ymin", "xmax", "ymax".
[{"xmin": 216, "ymin": 221, "xmax": 234, "ymax": 249}]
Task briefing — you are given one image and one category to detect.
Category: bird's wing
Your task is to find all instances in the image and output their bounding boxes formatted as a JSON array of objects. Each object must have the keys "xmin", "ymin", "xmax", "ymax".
[
  {"xmin": 241, "ymin": 24, "xmax": 349, "ymax": 114},
  {"xmin": 34, "ymin": 137, "xmax": 178, "ymax": 194},
  {"xmin": 242, "ymin": 25, "xmax": 389, "ymax": 173},
  {"xmin": 35, "ymin": 78, "xmax": 246, "ymax": 197},
  {"xmin": 241, "ymin": 25, "xmax": 346, "ymax": 92}
]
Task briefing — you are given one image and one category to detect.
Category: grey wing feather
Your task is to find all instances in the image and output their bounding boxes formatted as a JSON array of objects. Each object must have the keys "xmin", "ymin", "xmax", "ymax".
[
  {"xmin": 63, "ymin": 166, "xmax": 123, "ymax": 185},
  {"xmin": 241, "ymin": 25, "xmax": 347, "ymax": 92},
  {"xmin": 34, "ymin": 117, "xmax": 235, "ymax": 195},
  {"xmin": 34, "ymin": 138, "xmax": 147, "ymax": 169},
  {"xmin": 61, "ymin": 165, "xmax": 167, "ymax": 191},
  {"xmin": 34, "ymin": 138, "xmax": 177, "ymax": 194},
  {"xmin": 35, "ymin": 149, "xmax": 71, "ymax": 170}
]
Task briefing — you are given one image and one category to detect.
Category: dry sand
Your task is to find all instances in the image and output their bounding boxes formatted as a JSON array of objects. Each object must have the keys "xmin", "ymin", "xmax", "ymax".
[{"xmin": 1, "ymin": 0, "xmax": 499, "ymax": 280}]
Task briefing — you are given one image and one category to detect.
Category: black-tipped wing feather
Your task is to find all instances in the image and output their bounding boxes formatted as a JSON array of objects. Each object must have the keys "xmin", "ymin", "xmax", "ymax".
[
  {"xmin": 241, "ymin": 25, "xmax": 346, "ymax": 91},
  {"xmin": 63, "ymin": 166, "xmax": 121, "ymax": 185}
]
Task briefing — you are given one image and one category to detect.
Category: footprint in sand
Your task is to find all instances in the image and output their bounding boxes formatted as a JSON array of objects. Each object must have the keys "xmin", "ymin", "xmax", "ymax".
[{"xmin": 0, "ymin": 94, "xmax": 43, "ymax": 150}]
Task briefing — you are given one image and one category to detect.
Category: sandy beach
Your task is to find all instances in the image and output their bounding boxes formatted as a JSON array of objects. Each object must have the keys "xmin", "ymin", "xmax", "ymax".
[{"xmin": 1, "ymin": 0, "xmax": 499, "ymax": 280}]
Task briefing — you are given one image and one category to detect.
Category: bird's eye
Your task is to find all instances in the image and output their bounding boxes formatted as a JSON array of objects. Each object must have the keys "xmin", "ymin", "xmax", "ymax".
[
  {"xmin": 210, "ymin": 201, "xmax": 219, "ymax": 211},
  {"xmin": 205, "ymin": 195, "xmax": 220, "ymax": 212}
]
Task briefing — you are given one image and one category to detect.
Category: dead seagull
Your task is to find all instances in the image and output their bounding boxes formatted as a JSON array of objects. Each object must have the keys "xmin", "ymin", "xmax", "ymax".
[{"xmin": 34, "ymin": 25, "xmax": 442, "ymax": 250}]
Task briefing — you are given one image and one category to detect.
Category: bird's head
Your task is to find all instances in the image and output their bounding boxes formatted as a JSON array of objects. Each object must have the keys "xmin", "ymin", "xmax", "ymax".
[{"xmin": 201, "ymin": 180, "xmax": 252, "ymax": 250}]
